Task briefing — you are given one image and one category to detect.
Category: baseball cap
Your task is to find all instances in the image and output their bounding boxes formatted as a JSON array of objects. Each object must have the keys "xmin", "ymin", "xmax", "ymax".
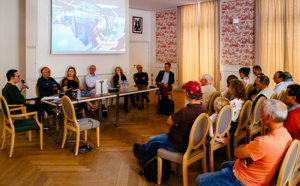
[{"xmin": 181, "ymin": 81, "xmax": 202, "ymax": 95}]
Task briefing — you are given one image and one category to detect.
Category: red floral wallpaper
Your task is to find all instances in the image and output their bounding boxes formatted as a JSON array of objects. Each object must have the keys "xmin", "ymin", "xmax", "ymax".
[
  {"xmin": 156, "ymin": 9, "xmax": 177, "ymax": 63},
  {"xmin": 221, "ymin": 0, "xmax": 255, "ymax": 66}
]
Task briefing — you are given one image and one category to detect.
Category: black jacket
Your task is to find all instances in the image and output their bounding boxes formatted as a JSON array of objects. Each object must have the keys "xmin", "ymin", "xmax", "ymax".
[{"xmin": 155, "ymin": 71, "xmax": 174, "ymax": 90}]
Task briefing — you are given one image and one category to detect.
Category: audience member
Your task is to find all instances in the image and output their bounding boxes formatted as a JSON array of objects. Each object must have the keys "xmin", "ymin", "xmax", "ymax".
[
  {"xmin": 155, "ymin": 62, "xmax": 174, "ymax": 99},
  {"xmin": 251, "ymin": 75, "xmax": 275, "ymax": 109},
  {"xmin": 37, "ymin": 67, "xmax": 60, "ymax": 118},
  {"xmin": 248, "ymin": 65, "xmax": 264, "ymax": 99},
  {"xmin": 134, "ymin": 65, "xmax": 150, "ymax": 106},
  {"xmin": 196, "ymin": 99, "xmax": 292, "ymax": 186},
  {"xmin": 239, "ymin": 67, "xmax": 251, "ymax": 88},
  {"xmin": 273, "ymin": 71, "xmax": 287, "ymax": 95},
  {"xmin": 221, "ymin": 75, "xmax": 238, "ymax": 97},
  {"xmin": 132, "ymin": 81, "xmax": 207, "ymax": 166},
  {"xmin": 113, "ymin": 66, "xmax": 137, "ymax": 112},
  {"xmin": 2, "ymin": 69, "xmax": 48, "ymax": 129},
  {"xmin": 200, "ymin": 74, "xmax": 217, "ymax": 109},
  {"xmin": 284, "ymin": 71, "xmax": 295, "ymax": 86},
  {"xmin": 85, "ymin": 65, "xmax": 108, "ymax": 117},
  {"xmin": 229, "ymin": 79, "xmax": 247, "ymax": 133},
  {"xmin": 208, "ymin": 97, "xmax": 230, "ymax": 143},
  {"xmin": 62, "ymin": 66, "xmax": 98, "ymax": 117},
  {"xmin": 283, "ymin": 84, "xmax": 300, "ymax": 140}
]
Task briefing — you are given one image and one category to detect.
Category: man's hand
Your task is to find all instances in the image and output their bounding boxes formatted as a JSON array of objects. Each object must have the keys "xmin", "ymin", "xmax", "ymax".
[
  {"xmin": 239, "ymin": 159, "xmax": 248, "ymax": 168},
  {"xmin": 158, "ymin": 82, "xmax": 161, "ymax": 85},
  {"xmin": 164, "ymin": 84, "xmax": 168, "ymax": 88},
  {"xmin": 22, "ymin": 83, "xmax": 28, "ymax": 89},
  {"xmin": 53, "ymin": 84, "xmax": 57, "ymax": 87},
  {"xmin": 26, "ymin": 100, "xmax": 35, "ymax": 105},
  {"xmin": 142, "ymin": 77, "xmax": 146, "ymax": 80},
  {"xmin": 53, "ymin": 87, "xmax": 58, "ymax": 90}
]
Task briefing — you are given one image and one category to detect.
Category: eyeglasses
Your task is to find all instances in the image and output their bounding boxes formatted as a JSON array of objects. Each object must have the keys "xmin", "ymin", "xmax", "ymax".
[
  {"xmin": 45, "ymin": 71, "xmax": 51, "ymax": 73},
  {"xmin": 90, "ymin": 68, "xmax": 95, "ymax": 70},
  {"xmin": 138, "ymin": 67, "xmax": 143, "ymax": 69},
  {"xmin": 15, "ymin": 75, "xmax": 20, "ymax": 78}
]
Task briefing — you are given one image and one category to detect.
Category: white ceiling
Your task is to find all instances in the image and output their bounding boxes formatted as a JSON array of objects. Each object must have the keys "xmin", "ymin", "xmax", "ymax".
[{"xmin": 129, "ymin": 0, "xmax": 201, "ymax": 11}]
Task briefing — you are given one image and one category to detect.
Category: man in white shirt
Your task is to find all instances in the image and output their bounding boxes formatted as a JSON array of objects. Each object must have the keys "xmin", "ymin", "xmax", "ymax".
[
  {"xmin": 273, "ymin": 71, "xmax": 287, "ymax": 95},
  {"xmin": 252, "ymin": 75, "xmax": 275, "ymax": 109},
  {"xmin": 200, "ymin": 74, "xmax": 217, "ymax": 109},
  {"xmin": 85, "ymin": 65, "xmax": 108, "ymax": 117}
]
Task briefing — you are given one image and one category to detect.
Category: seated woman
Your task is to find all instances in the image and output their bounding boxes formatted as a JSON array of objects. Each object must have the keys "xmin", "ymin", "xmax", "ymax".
[
  {"xmin": 239, "ymin": 67, "xmax": 251, "ymax": 88},
  {"xmin": 221, "ymin": 75, "xmax": 238, "ymax": 97},
  {"xmin": 61, "ymin": 66, "xmax": 98, "ymax": 117},
  {"xmin": 113, "ymin": 66, "xmax": 137, "ymax": 112}
]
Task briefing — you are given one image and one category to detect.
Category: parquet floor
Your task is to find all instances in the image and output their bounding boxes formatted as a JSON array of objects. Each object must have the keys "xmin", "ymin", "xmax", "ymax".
[{"xmin": 0, "ymin": 91, "xmax": 229, "ymax": 186}]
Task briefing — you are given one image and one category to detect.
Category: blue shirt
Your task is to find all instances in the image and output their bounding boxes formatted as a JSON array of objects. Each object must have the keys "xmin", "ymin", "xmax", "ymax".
[
  {"xmin": 85, "ymin": 74, "xmax": 100, "ymax": 90},
  {"xmin": 161, "ymin": 71, "xmax": 170, "ymax": 84},
  {"xmin": 37, "ymin": 76, "xmax": 60, "ymax": 98}
]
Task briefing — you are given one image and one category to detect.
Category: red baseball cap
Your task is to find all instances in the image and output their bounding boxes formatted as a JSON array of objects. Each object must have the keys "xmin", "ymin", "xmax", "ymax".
[{"xmin": 181, "ymin": 81, "xmax": 202, "ymax": 95}]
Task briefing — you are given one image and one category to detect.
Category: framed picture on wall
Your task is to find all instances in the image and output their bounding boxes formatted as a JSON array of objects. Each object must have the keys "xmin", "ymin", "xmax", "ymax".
[{"xmin": 132, "ymin": 16, "xmax": 143, "ymax": 34}]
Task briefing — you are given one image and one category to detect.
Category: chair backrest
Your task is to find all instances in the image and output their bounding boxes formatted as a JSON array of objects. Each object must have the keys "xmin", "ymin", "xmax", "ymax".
[
  {"xmin": 35, "ymin": 84, "xmax": 40, "ymax": 97},
  {"xmin": 214, "ymin": 105, "xmax": 232, "ymax": 138},
  {"xmin": 278, "ymin": 90, "xmax": 285, "ymax": 102},
  {"xmin": 276, "ymin": 140, "xmax": 300, "ymax": 186},
  {"xmin": 246, "ymin": 84, "xmax": 253, "ymax": 97},
  {"xmin": 270, "ymin": 93, "xmax": 278, "ymax": 100},
  {"xmin": 223, "ymin": 89, "xmax": 232, "ymax": 101},
  {"xmin": 61, "ymin": 95, "xmax": 76, "ymax": 121},
  {"xmin": 235, "ymin": 100, "xmax": 252, "ymax": 136},
  {"xmin": 208, "ymin": 91, "xmax": 221, "ymax": 115},
  {"xmin": 253, "ymin": 96, "xmax": 266, "ymax": 123},
  {"xmin": 0, "ymin": 96, "xmax": 11, "ymax": 121},
  {"xmin": 188, "ymin": 113, "xmax": 209, "ymax": 151}
]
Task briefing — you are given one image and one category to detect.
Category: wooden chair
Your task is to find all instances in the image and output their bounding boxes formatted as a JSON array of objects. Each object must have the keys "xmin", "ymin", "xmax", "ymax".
[
  {"xmin": 155, "ymin": 84, "xmax": 173, "ymax": 106},
  {"xmin": 61, "ymin": 96, "xmax": 100, "ymax": 156},
  {"xmin": 223, "ymin": 89, "xmax": 233, "ymax": 101},
  {"xmin": 233, "ymin": 100, "xmax": 252, "ymax": 151},
  {"xmin": 157, "ymin": 113, "xmax": 209, "ymax": 186},
  {"xmin": 276, "ymin": 140, "xmax": 300, "ymax": 186},
  {"xmin": 270, "ymin": 93, "xmax": 278, "ymax": 100},
  {"xmin": 207, "ymin": 91, "xmax": 221, "ymax": 116},
  {"xmin": 208, "ymin": 105, "xmax": 232, "ymax": 172},
  {"xmin": 35, "ymin": 84, "xmax": 53, "ymax": 125},
  {"xmin": 277, "ymin": 90, "xmax": 285, "ymax": 102},
  {"xmin": 246, "ymin": 84, "xmax": 253, "ymax": 98},
  {"xmin": 248, "ymin": 96, "xmax": 266, "ymax": 142},
  {"xmin": 0, "ymin": 96, "xmax": 43, "ymax": 158},
  {"xmin": 291, "ymin": 140, "xmax": 300, "ymax": 186}
]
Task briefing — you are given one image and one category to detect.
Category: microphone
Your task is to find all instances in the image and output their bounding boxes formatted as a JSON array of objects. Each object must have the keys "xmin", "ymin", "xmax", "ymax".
[{"xmin": 21, "ymin": 80, "xmax": 29, "ymax": 89}]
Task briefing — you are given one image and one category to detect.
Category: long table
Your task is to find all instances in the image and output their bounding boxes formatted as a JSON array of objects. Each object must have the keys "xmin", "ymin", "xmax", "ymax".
[{"xmin": 41, "ymin": 85, "xmax": 159, "ymax": 143}]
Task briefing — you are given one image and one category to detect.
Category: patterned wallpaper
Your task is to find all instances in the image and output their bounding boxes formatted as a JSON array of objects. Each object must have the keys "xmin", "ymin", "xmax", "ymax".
[
  {"xmin": 221, "ymin": 0, "xmax": 255, "ymax": 66},
  {"xmin": 156, "ymin": 9, "xmax": 177, "ymax": 63}
]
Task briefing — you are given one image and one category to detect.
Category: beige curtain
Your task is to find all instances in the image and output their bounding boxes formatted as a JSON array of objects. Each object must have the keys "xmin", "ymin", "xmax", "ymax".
[
  {"xmin": 259, "ymin": 0, "xmax": 285, "ymax": 88},
  {"xmin": 286, "ymin": 0, "xmax": 300, "ymax": 84},
  {"xmin": 179, "ymin": 4, "xmax": 199, "ymax": 87},
  {"xmin": 199, "ymin": 1, "xmax": 219, "ymax": 88}
]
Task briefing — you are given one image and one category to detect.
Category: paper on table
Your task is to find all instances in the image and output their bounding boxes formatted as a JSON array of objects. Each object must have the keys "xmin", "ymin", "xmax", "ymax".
[{"xmin": 41, "ymin": 96, "xmax": 59, "ymax": 100}]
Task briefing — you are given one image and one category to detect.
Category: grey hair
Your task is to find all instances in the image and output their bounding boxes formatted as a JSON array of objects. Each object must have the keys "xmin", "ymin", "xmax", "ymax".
[
  {"xmin": 284, "ymin": 71, "xmax": 292, "ymax": 79},
  {"xmin": 262, "ymin": 99, "xmax": 287, "ymax": 122},
  {"xmin": 257, "ymin": 75, "xmax": 270, "ymax": 86},
  {"xmin": 202, "ymin": 74, "xmax": 213, "ymax": 84}
]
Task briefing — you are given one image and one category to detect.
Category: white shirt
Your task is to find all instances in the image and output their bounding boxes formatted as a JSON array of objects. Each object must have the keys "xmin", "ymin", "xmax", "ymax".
[
  {"xmin": 241, "ymin": 77, "xmax": 251, "ymax": 88},
  {"xmin": 221, "ymin": 89, "xmax": 227, "ymax": 97},
  {"xmin": 161, "ymin": 71, "xmax": 170, "ymax": 84},
  {"xmin": 210, "ymin": 113, "xmax": 218, "ymax": 123},
  {"xmin": 230, "ymin": 98, "xmax": 244, "ymax": 122},
  {"xmin": 273, "ymin": 81, "xmax": 287, "ymax": 95},
  {"xmin": 253, "ymin": 87, "xmax": 275, "ymax": 101},
  {"xmin": 285, "ymin": 79, "xmax": 295, "ymax": 87},
  {"xmin": 85, "ymin": 74, "xmax": 100, "ymax": 90},
  {"xmin": 201, "ymin": 84, "xmax": 217, "ymax": 109}
]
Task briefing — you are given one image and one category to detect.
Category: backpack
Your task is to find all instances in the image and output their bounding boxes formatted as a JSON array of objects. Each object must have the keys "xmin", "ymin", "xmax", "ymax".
[
  {"xmin": 140, "ymin": 157, "xmax": 171, "ymax": 182},
  {"xmin": 159, "ymin": 98, "xmax": 174, "ymax": 115}
]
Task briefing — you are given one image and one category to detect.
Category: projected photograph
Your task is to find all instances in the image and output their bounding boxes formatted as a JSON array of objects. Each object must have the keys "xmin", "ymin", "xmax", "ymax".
[{"xmin": 51, "ymin": 0, "xmax": 125, "ymax": 54}]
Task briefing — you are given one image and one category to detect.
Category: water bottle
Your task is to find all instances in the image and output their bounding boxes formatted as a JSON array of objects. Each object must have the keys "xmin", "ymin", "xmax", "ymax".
[
  {"xmin": 121, "ymin": 80, "xmax": 124, "ymax": 89},
  {"xmin": 125, "ymin": 80, "xmax": 129, "ymax": 89},
  {"xmin": 77, "ymin": 89, "xmax": 81, "ymax": 100}
]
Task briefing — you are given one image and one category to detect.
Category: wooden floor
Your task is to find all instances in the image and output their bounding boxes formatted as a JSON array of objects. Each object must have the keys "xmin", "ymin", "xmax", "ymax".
[{"xmin": 0, "ymin": 91, "xmax": 229, "ymax": 186}]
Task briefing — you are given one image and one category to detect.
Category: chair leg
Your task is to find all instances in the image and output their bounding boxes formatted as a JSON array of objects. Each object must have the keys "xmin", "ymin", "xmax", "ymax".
[
  {"xmin": 96, "ymin": 127, "xmax": 100, "ymax": 147},
  {"xmin": 61, "ymin": 127, "xmax": 67, "ymax": 148},
  {"xmin": 244, "ymin": 136, "xmax": 247, "ymax": 144},
  {"xmin": 157, "ymin": 157, "xmax": 162, "ymax": 185},
  {"xmin": 49, "ymin": 116, "xmax": 52, "ymax": 125},
  {"xmin": 226, "ymin": 143, "xmax": 231, "ymax": 161},
  {"xmin": 182, "ymin": 163, "xmax": 188, "ymax": 186},
  {"xmin": 233, "ymin": 138, "xmax": 237, "ymax": 151},
  {"xmin": 209, "ymin": 148, "xmax": 214, "ymax": 172},
  {"xmin": 1, "ymin": 129, "xmax": 6, "ymax": 149},
  {"xmin": 40, "ymin": 128, "xmax": 43, "ymax": 150},
  {"xmin": 75, "ymin": 131, "xmax": 80, "ymax": 156},
  {"xmin": 26, "ymin": 131, "xmax": 29, "ymax": 139},
  {"xmin": 9, "ymin": 132, "xmax": 15, "ymax": 158},
  {"xmin": 84, "ymin": 130, "xmax": 87, "ymax": 142},
  {"xmin": 28, "ymin": 131, "xmax": 32, "ymax": 142},
  {"xmin": 202, "ymin": 156, "xmax": 207, "ymax": 173}
]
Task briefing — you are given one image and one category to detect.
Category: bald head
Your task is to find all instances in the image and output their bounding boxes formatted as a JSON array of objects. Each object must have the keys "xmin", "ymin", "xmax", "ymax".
[{"xmin": 89, "ymin": 65, "xmax": 96, "ymax": 75}]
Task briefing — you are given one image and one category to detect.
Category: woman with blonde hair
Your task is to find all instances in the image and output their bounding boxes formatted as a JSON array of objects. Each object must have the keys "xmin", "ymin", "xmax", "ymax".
[{"xmin": 113, "ymin": 66, "xmax": 137, "ymax": 112}]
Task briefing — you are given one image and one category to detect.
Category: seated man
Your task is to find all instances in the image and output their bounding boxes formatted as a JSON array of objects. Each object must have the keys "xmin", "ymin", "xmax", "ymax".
[
  {"xmin": 248, "ymin": 65, "xmax": 264, "ymax": 99},
  {"xmin": 85, "ymin": 65, "xmax": 107, "ymax": 117},
  {"xmin": 273, "ymin": 71, "xmax": 287, "ymax": 95},
  {"xmin": 134, "ymin": 65, "xmax": 150, "ymax": 106},
  {"xmin": 196, "ymin": 99, "xmax": 292, "ymax": 186},
  {"xmin": 3, "ymin": 69, "xmax": 48, "ymax": 130},
  {"xmin": 37, "ymin": 67, "xmax": 60, "ymax": 118},
  {"xmin": 284, "ymin": 84, "xmax": 300, "ymax": 140},
  {"xmin": 251, "ymin": 75, "xmax": 275, "ymax": 109},
  {"xmin": 155, "ymin": 62, "xmax": 174, "ymax": 99},
  {"xmin": 200, "ymin": 74, "xmax": 217, "ymax": 109},
  {"xmin": 284, "ymin": 71, "xmax": 295, "ymax": 86},
  {"xmin": 132, "ymin": 81, "xmax": 207, "ymax": 166}
]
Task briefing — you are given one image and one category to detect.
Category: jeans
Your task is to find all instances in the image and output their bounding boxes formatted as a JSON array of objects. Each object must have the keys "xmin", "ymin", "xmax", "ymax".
[
  {"xmin": 196, "ymin": 161, "xmax": 244, "ymax": 186},
  {"xmin": 138, "ymin": 133, "xmax": 177, "ymax": 166}
]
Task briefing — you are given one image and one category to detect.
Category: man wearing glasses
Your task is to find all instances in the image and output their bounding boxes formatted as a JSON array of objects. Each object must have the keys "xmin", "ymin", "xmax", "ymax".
[
  {"xmin": 37, "ymin": 67, "xmax": 60, "ymax": 119},
  {"xmin": 273, "ymin": 71, "xmax": 287, "ymax": 95},
  {"xmin": 155, "ymin": 62, "xmax": 174, "ymax": 99},
  {"xmin": 85, "ymin": 65, "xmax": 108, "ymax": 117},
  {"xmin": 134, "ymin": 65, "xmax": 150, "ymax": 105}
]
